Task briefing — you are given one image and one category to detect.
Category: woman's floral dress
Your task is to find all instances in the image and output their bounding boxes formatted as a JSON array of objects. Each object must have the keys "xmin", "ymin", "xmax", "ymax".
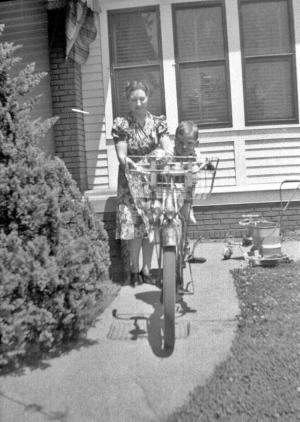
[{"xmin": 112, "ymin": 111, "xmax": 170, "ymax": 240}]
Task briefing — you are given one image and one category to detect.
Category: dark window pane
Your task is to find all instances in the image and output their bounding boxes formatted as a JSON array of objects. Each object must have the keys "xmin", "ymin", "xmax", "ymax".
[
  {"xmin": 176, "ymin": 6, "xmax": 224, "ymax": 61},
  {"xmin": 179, "ymin": 63, "xmax": 230, "ymax": 125},
  {"xmin": 239, "ymin": 0, "xmax": 297, "ymax": 125},
  {"xmin": 114, "ymin": 67, "xmax": 163, "ymax": 117},
  {"xmin": 111, "ymin": 11, "xmax": 160, "ymax": 65},
  {"xmin": 240, "ymin": 0, "xmax": 291, "ymax": 56},
  {"xmin": 173, "ymin": 2, "xmax": 231, "ymax": 126},
  {"xmin": 245, "ymin": 58, "xmax": 295, "ymax": 121},
  {"xmin": 109, "ymin": 7, "xmax": 164, "ymax": 118}
]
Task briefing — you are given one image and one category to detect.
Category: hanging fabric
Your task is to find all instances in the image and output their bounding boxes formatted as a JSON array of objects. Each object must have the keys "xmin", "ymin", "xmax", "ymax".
[
  {"xmin": 47, "ymin": 0, "xmax": 101, "ymax": 65},
  {"xmin": 66, "ymin": 0, "xmax": 101, "ymax": 64}
]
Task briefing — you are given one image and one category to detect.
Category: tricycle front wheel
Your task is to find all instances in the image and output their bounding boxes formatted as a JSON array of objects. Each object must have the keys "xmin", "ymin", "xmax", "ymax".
[{"xmin": 163, "ymin": 246, "xmax": 176, "ymax": 350}]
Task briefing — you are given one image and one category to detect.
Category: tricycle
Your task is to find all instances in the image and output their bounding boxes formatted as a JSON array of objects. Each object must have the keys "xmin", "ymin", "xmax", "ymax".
[
  {"xmin": 125, "ymin": 154, "xmax": 219, "ymax": 350},
  {"xmin": 223, "ymin": 179, "xmax": 300, "ymax": 266}
]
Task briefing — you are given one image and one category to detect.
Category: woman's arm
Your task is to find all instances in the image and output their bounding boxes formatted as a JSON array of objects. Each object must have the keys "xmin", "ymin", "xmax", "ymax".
[
  {"xmin": 156, "ymin": 116, "xmax": 174, "ymax": 156},
  {"xmin": 115, "ymin": 140, "xmax": 128, "ymax": 169},
  {"xmin": 112, "ymin": 117, "xmax": 137, "ymax": 169},
  {"xmin": 159, "ymin": 134, "xmax": 174, "ymax": 156},
  {"xmin": 115, "ymin": 140, "xmax": 137, "ymax": 170}
]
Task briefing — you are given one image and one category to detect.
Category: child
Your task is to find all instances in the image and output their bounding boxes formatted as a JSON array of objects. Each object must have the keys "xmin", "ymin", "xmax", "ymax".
[
  {"xmin": 132, "ymin": 121, "xmax": 203, "ymax": 226},
  {"xmin": 174, "ymin": 120, "xmax": 200, "ymax": 224},
  {"xmin": 174, "ymin": 120, "xmax": 200, "ymax": 158}
]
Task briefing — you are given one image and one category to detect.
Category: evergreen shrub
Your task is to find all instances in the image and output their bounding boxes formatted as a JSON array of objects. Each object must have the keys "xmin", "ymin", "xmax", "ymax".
[{"xmin": 0, "ymin": 26, "xmax": 110, "ymax": 367}]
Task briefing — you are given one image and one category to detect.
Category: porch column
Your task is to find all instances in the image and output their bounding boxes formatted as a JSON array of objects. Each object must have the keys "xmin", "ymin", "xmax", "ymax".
[{"xmin": 48, "ymin": 8, "xmax": 88, "ymax": 192}]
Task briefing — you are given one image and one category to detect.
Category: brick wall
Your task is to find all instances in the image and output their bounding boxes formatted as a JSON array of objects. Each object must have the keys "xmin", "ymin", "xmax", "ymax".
[
  {"xmin": 99, "ymin": 200, "xmax": 300, "ymax": 282},
  {"xmin": 48, "ymin": 9, "xmax": 87, "ymax": 192},
  {"xmin": 99, "ymin": 201, "xmax": 300, "ymax": 242},
  {"xmin": 190, "ymin": 201, "xmax": 300, "ymax": 240}
]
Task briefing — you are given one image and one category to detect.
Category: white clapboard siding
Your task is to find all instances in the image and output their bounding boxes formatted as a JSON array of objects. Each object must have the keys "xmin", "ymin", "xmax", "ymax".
[
  {"xmin": 0, "ymin": 0, "xmax": 54, "ymax": 156},
  {"xmin": 87, "ymin": 167, "xmax": 108, "ymax": 177},
  {"xmin": 86, "ymin": 150, "xmax": 107, "ymax": 161},
  {"xmin": 85, "ymin": 122, "xmax": 106, "ymax": 146},
  {"xmin": 246, "ymin": 138, "xmax": 300, "ymax": 149},
  {"xmin": 82, "ymin": 90, "xmax": 104, "ymax": 100},
  {"xmin": 85, "ymin": 132, "xmax": 105, "ymax": 147},
  {"xmin": 87, "ymin": 176, "xmax": 110, "ymax": 187},
  {"xmin": 247, "ymin": 150, "xmax": 300, "ymax": 159},
  {"xmin": 86, "ymin": 148, "xmax": 108, "ymax": 188},
  {"xmin": 82, "ymin": 31, "xmax": 109, "ymax": 190},
  {"xmin": 245, "ymin": 138, "xmax": 300, "ymax": 184},
  {"xmin": 83, "ymin": 105, "xmax": 106, "ymax": 117},
  {"xmin": 199, "ymin": 141, "xmax": 236, "ymax": 186},
  {"xmin": 247, "ymin": 157, "xmax": 300, "ymax": 167}
]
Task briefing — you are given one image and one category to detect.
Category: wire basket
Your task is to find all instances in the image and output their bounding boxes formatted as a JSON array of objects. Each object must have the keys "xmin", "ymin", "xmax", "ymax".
[{"xmin": 125, "ymin": 155, "xmax": 219, "ymax": 230}]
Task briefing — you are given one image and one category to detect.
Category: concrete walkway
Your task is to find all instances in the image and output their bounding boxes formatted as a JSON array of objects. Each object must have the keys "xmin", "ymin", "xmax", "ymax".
[{"xmin": 0, "ymin": 241, "xmax": 298, "ymax": 422}]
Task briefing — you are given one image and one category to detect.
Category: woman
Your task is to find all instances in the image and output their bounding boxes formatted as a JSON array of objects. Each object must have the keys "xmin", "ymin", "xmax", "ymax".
[{"xmin": 112, "ymin": 80, "xmax": 172, "ymax": 286}]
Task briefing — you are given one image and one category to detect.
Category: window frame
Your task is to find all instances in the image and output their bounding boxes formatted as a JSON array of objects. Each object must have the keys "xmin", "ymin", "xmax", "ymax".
[
  {"xmin": 107, "ymin": 5, "xmax": 166, "ymax": 118},
  {"xmin": 238, "ymin": 0, "xmax": 299, "ymax": 126},
  {"xmin": 172, "ymin": 0, "xmax": 232, "ymax": 129}
]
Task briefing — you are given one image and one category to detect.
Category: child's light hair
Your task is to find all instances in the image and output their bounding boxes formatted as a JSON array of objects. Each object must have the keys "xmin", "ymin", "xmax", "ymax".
[
  {"xmin": 174, "ymin": 121, "xmax": 199, "ymax": 155},
  {"xmin": 175, "ymin": 120, "xmax": 198, "ymax": 142}
]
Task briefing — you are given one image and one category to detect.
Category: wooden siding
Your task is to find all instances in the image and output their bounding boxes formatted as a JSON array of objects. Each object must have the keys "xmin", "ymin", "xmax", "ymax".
[
  {"xmin": 245, "ymin": 137, "xmax": 300, "ymax": 184},
  {"xmin": 86, "ymin": 149, "xmax": 109, "ymax": 188},
  {"xmin": 83, "ymin": 0, "xmax": 300, "ymax": 196},
  {"xmin": 199, "ymin": 140, "xmax": 236, "ymax": 187},
  {"xmin": 0, "ymin": 0, "xmax": 55, "ymax": 156},
  {"xmin": 82, "ymin": 31, "xmax": 109, "ymax": 189}
]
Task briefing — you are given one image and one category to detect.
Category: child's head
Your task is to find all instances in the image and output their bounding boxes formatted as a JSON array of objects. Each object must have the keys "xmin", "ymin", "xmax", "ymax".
[{"xmin": 174, "ymin": 120, "xmax": 199, "ymax": 156}]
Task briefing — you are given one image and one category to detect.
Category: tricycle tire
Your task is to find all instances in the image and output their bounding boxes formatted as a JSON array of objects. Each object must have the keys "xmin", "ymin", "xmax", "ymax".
[{"xmin": 163, "ymin": 246, "xmax": 176, "ymax": 350}]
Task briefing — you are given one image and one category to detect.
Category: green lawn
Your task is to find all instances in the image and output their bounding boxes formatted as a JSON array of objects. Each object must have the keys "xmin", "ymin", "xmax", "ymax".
[{"xmin": 166, "ymin": 262, "xmax": 300, "ymax": 421}]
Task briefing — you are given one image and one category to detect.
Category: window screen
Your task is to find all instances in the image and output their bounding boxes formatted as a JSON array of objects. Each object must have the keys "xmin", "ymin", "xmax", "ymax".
[
  {"xmin": 108, "ymin": 7, "xmax": 165, "ymax": 118},
  {"xmin": 173, "ymin": 1, "xmax": 232, "ymax": 128},
  {"xmin": 239, "ymin": 0, "xmax": 298, "ymax": 125}
]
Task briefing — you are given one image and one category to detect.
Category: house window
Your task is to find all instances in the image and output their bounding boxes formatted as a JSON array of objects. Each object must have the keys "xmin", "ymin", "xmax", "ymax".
[
  {"xmin": 173, "ymin": 1, "xmax": 232, "ymax": 128},
  {"xmin": 108, "ymin": 7, "xmax": 165, "ymax": 118},
  {"xmin": 239, "ymin": 0, "xmax": 298, "ymax": 125}
]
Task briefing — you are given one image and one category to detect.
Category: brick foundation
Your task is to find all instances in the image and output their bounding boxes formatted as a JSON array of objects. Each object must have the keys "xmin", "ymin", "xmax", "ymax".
[
  {"xmin": 100, "ymin": 201, "xmax": 300, "ymax": 242},
  {"xmin": 99, "ymin": 200, "xmax": 300, "ymax": 283},
  {"xmin": 190, "ymin": 201, "xmax": 300, "ymax": 239}
]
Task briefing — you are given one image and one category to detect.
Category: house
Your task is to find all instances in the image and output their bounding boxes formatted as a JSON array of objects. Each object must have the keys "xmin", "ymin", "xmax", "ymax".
[{"xmin": 1, "ymin": 0, "xmax": 300, "ymax": 239}]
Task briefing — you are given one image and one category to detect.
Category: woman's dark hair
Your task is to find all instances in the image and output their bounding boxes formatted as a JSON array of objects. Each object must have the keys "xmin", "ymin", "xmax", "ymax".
[
  {"xmin": 125, "ymin": 80, "xmax": 151, "ymax": 99},
  {"xmin": 175, "ymin": 120, "xmax": 199, "ymax": 141}
]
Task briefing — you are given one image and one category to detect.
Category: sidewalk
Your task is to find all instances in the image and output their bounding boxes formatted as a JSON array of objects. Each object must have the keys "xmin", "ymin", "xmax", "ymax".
[{"xmin": 0, "ymin": 241, "xmax": 298, "ymax": 422}]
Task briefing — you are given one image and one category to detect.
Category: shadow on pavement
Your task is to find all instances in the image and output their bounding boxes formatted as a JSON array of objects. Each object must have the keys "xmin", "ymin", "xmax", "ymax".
[
  {"xmin": 0, "ymin": 338, "xmax": 98, "ymax": 378},
  {"xmin": 135, "ymin": 291, "xmax": 172, "ymax": 357},
  {"xmin": 0, "ymin": 390, "xmax": 69, "ymax": 421},
  {"xmin": 135, "ymin": 290, "xmax": 195, "ymax": 358}
]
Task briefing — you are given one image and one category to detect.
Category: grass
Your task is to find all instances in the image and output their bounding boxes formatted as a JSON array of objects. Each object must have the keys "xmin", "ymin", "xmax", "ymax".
[{"xmin": 166, "ymin": 261, "xmax": 300, "ymax": 421}]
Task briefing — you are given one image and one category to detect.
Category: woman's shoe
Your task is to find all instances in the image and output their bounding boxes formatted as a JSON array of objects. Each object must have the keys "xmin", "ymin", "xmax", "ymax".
[
  {"xmin": 130, "ymin": 272, "xmax": 141, "ymax": 287},
  {"xmin": 139, "ymin": 270, "xmax": 155, "ymax": 285}
]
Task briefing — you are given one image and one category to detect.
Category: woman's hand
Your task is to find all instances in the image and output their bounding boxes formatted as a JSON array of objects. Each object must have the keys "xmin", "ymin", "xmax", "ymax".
[
  {"xmin": 159, "ymin": 134, "xmax": 174, "ymax": 157},
  {"xmin": 125, "ymin": 156, "xmax": 138, "ymax": 169}
]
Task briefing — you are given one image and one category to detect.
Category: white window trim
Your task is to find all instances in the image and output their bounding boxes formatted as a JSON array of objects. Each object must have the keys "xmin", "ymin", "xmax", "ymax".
[
  {"xmin": 100, "ymin": 0, "xmax": 178, "ymax": 138},
  {"xmin": 100, "ymin": 0, "xmax": 240, "ymax": 140},
  {"xmin": 98, "ymin": 0, "xmax": 300, "ymax": 191},
  {"xmin": 99, "ymin": 0, "xmax": 300, "ymax": 134}
]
